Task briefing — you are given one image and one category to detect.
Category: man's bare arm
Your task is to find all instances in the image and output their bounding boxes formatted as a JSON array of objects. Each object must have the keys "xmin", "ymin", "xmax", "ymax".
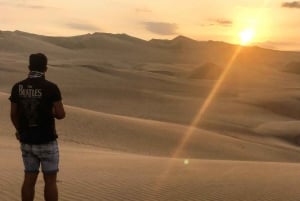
[
  {"xmin": 10, "ymin": 102, "xmax": 20, "ymax": 140},
  {"xmin": 10, "ymin": 102, "xmax": 19, "ymax": 130},
  {"xmin": 53, "ymin": 101, "xmax": 66, "ymax": 119}
]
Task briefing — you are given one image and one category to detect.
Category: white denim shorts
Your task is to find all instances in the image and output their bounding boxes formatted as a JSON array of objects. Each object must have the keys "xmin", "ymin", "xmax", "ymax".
[{"xmin": 21, "ymin": 141, "xmax": 59, "ymax": 174}]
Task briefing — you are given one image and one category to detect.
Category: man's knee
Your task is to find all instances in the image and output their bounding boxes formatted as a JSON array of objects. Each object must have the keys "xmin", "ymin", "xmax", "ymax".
[
  {"xmin": 23, "ymin": 172, "xmax": 39, "ymax": 186},
  {"xmin": 43, "ymin": 173, "xmax": 57, "ymax": 185}
]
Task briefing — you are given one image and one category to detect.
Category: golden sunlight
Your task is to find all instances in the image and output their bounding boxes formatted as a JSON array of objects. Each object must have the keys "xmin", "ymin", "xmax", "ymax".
[{"xmin": 239, "ymin": 28, "xmax": 255, "ymax": 45}]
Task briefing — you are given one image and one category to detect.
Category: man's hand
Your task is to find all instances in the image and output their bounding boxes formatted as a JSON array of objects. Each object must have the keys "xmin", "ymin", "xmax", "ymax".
[{"xmin": 53, "ymin": 101, "xmax": 66, "ymax": 119}]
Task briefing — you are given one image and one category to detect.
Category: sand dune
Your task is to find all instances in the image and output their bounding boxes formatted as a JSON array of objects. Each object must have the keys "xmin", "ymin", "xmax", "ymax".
[
  {"xmin": 2, "ymin": 93, "xmax": 300, "ymax": 162},
  {"xmin": 1, "ymin": 136, "xmax": 300, "ymax": 201},
  {"xmin": 1, "ymin": 31, "xmax": 300, "ymax": 200}
]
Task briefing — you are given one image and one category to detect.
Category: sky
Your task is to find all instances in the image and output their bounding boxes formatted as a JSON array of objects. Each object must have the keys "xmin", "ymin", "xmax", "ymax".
[{"xmin": 0, "ymin": 0, "xmax": 300, "ymax": 51}]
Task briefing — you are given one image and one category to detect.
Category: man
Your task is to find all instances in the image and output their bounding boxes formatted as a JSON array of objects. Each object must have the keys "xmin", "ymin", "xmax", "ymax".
[{"xmin": 9, "ymin": 53, "xmax": 65, "ymax": 201}]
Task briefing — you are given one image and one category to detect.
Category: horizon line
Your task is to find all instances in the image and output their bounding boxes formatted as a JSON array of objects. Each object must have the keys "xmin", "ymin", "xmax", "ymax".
[{"xmin": 1, "ymin": 29, "xmax": 299, "ymax": 53}]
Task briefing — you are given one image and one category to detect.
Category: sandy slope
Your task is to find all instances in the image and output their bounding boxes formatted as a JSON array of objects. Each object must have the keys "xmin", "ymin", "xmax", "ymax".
[
  {"xmin": 1, "ymin": 136, "xmax": 300, "ymax": 201},
  {"xmin": 2, "ymin": 85, "xmax": 300, "ymax": 201},
  {"xmin": 1, "ymin": 31, "xmax": 300, "ymax": 200},
  {"xmin": 1, "ymin": 93, "xmax": 300, "ymax": 162}
]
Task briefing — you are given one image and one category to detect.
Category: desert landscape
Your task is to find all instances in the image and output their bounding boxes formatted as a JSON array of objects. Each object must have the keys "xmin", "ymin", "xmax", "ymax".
[{"xmin": 1, "ymin": 30, "xmax": 300, "ymax": 200}]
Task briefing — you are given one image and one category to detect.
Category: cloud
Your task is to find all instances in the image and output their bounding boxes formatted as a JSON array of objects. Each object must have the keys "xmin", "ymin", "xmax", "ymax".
[
  {"xmin": 65, "ymin": 22, "xmax": 101, "ymax": 32},
  {"xmin": 17, "ymin": 4, "xmax": 47, "ymax": 9},
  {"xmin": 199, "ymin": 18, "xmax": 233, "ymax": 27},
  {"xmin": 201, "ymin": 18, "xmax": 233, "ymax": 27},
  {"xmin": 0, "ymin": 1, "xmax": 48, "ymax": 9},
  {"xmin": 135, "ymin": 8, "xmax": 152, "ymax": 13},
  {"xmin": 213, "ymin": 19, "xmax": 233, "ymax": 26},
  {"xmin": 143, "ymin": 22, "xmax": 178, "ymax": 35},
  {"xmin": 0, "ymin": 0, "xmax": 11, "ymax": 4},
  {"xmin": 282, "ymin": 1, "xmax": 300, "ymax": 8}
]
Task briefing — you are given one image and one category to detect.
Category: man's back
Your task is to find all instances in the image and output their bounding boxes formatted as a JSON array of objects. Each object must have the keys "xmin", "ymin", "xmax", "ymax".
[{"xmin": 10, "ymin": 72, "xmax": 62, "ymax": 144}]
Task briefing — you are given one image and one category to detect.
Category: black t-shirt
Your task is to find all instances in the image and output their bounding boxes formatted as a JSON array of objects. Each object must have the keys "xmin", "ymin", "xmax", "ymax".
[{"xmin": 10, "ymin": 76, "xmax": 62, "ymax": 144}]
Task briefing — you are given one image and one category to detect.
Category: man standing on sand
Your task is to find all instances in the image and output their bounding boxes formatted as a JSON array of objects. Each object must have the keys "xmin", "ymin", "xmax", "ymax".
[{"xmin": 9, "ymin": 53, "xmax": 65, "ymax": 201}]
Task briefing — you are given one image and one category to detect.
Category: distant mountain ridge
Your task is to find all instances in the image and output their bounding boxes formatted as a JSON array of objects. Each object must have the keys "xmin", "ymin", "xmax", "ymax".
[{"xmin": 0, "ymin": 30, "xmax": 299, "ymax": 65}]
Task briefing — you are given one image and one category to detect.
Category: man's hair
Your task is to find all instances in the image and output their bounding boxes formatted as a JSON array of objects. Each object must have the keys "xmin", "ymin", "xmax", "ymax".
[{"xmin": 29, "ymin": 53, "xmax": 48, "ymax": 72}]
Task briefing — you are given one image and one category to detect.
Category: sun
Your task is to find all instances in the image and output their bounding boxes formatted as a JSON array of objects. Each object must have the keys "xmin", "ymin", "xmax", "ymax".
[{"xmin": 239, "ymin": 28, "xmax": 255, "ymax": 45}]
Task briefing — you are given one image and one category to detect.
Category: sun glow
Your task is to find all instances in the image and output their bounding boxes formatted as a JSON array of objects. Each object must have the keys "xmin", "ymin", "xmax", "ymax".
[{"xmin": 239, "ymin": 28, "xmax": 255, "ymax": 45}]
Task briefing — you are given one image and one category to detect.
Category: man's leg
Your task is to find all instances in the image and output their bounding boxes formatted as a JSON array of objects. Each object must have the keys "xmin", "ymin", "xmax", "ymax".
[
  {"xmin": 40, "ymin": 141, "xmax": 59, "ymax": 201},
  {"xmin": 43, "ymin": 173, "xmax": 58, "ymax": 201},
  {"xmin": 22, "ymin": 172, "xmax": 39, "ymax": 201}
]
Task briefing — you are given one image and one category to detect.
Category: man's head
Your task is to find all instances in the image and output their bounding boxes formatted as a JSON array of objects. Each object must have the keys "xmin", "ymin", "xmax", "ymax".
[{"xmin": 28, "ymin": 53, "xmax": 48, "ymax": 72}]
